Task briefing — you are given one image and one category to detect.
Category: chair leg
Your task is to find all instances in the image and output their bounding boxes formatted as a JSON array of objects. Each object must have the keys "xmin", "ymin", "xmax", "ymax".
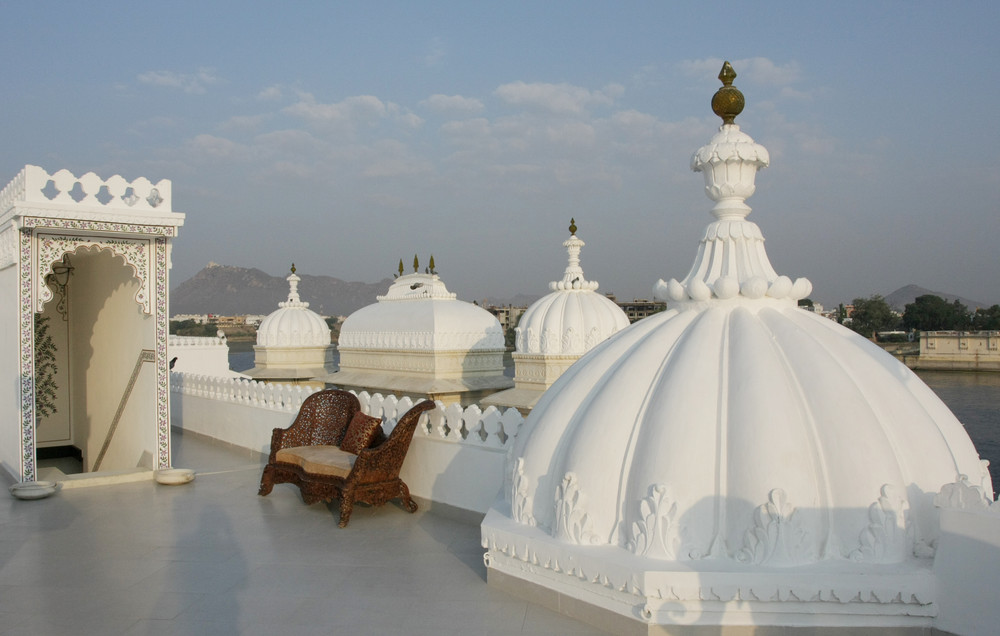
[
  {"xmin": 258, "ymin": 465, "xmax": 275, "ymax": 496},
  {"xmin": 338, "ymin": 489, "xmax": 355, "ymax": 528},
  {"xmin": 400, "ymin": 482, "xmax": 418, "ymax": 513}
]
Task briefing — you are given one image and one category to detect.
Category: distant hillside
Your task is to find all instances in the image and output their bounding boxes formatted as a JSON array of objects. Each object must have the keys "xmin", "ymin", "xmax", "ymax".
[
  {"xmin": 883, "ymin": 285, "xmax": 988, "ymax": 313},
  {"xmin": 171, "ymin": 263, "xmax": 392, "ymax": 317}
]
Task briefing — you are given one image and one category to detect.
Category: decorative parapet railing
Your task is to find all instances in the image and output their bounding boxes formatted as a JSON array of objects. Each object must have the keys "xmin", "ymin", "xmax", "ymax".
[
  {"xmin": 168, "ymin": 335, "xmax": 228, "ymax": 348},
  {"xmin": 169, "ymin": 372, "xmax": 527, "ymax": 450},
  {"xmin": 0, "ymin": 164, "xmax": 172, "ymax": 216},
  {"xmin": 171, "ymin": 372, "xmax": 313, "ymax": 413}
]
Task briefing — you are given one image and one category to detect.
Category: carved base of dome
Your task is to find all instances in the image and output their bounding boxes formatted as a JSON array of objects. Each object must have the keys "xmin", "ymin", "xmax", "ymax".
[{"xmin": 482, "ymin": 505, "xmax": 938, "ymax": 632}]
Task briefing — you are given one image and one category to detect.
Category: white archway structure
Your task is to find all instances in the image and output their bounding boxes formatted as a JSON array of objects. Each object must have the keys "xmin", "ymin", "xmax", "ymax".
[{"xmin": 0, "ymin": 166, "xmax": 184, "ymax": 482}]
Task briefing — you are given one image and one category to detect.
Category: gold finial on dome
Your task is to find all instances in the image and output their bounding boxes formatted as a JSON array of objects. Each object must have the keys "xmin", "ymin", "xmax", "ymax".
[
  {"xmin": 569, "ymin": 218, "xmax": 577, "ymax": 235},
  {"xmin": 711, "ymin": 61, "xmax": 745, "ymax": 125},
  {"xmin": 413, "ymin": 254, "xmax": 419, "ymax": 273},
  {"xmin": 398, "ymin": 258, "xmax": 404, "ymax": 277},
  {"xmin": 429, "ymin": 254, "xmax": 436, "ymax": 274},
  {"xmin": 290, "ymin": 263, "xmax": 296, "ymax": 274}
]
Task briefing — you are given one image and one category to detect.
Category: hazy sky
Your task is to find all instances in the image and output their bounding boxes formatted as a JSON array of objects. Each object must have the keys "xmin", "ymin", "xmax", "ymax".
[{"xmin": 2, "ymin": 1, "xmax": 998, "ymax": 308}]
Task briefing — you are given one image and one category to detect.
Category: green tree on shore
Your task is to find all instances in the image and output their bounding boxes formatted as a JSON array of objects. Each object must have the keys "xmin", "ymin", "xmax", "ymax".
[
  {"xmin": 971, "ymin": 305, "xmax": 1000, "ymax": 330},
  {"xmin": 902, "ymin": 295, "xmax": 970, "ymax": 331},
  {"xmin": 848, "ymin": 295, "xmax": 899, "ymax": 338}
]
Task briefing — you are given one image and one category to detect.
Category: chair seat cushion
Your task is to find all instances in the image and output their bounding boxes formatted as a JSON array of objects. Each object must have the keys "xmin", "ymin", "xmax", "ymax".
[{"xmin": 275, "ymin": 445, "xmax": 356, "ymax": 478}]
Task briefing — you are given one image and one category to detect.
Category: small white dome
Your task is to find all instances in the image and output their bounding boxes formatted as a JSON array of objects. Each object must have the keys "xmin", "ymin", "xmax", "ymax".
[
  {"xmin": 256, "ymin": 269, "xmax": 330, "ymax": 347},
  {"xmin": 339, "ymin": 271, "xmax": 504, "ymax": 351},
  {"xmin": 516, "ymin": 223, "xmax": 629, "ymax": 355}
]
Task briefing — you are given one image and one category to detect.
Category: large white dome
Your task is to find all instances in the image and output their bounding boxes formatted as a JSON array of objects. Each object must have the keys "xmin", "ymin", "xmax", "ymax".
[
  {"xmin": 483, "ymin": 62, "xmax": 994, "ymax": 629},
  {"xmin": 514, "ymin": 300, "xmax": 989, "ymax": 562},
  {"xmin": 339, "ymin": 271, "xmax": 503, "ymax": 351},
  {"xmin": 515, "ymin": 221, "xmax": 629, "ymax": 356},
  {"xmin": 256, "ymin": 269, "xmax": 330, "ymax": 347}
]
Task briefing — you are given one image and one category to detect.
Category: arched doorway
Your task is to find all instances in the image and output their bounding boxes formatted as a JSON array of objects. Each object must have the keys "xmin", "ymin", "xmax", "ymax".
[{"xmin": 36, "ymin": 247, "xmax": 159, "ymax": 474}]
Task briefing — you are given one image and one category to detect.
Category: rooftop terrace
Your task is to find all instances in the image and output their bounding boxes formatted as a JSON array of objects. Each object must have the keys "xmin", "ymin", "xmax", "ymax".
[{"xmin": 0, "ymin": 431, "xmax": 607, "ymax": 636}]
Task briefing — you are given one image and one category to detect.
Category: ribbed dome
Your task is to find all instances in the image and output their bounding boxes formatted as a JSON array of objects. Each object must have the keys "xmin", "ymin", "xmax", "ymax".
[
  {"xmin": 516, "ymin": 222, "xmax": 629, "ymax": 355},
  {"xmin": 256, "ymin": 269, "xmax": 330, "ymax": 347},
  {"xmin": 502, "ymin": 85, "xmax": 992, "ymax": 569},
  {"xmin": 513, "ymin": 300, "xmax": 989, "ymax": 564},
  {"xmin": 339, "ymin": 272, "xmax": 503, "ymax": 351},
  {"xmin": 483, "ymin": 62, "xmax": 996, "ymax": 630}
]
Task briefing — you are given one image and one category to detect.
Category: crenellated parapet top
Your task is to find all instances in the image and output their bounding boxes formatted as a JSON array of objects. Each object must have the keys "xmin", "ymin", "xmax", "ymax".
[{"xmin": 0, "ymin": 165, "xmax": 175, "ymax": 218}]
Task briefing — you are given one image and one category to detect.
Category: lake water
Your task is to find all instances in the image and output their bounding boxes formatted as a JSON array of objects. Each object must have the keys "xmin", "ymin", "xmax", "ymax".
[
  {"xmin": 228, "ymin": 347, "xmax": 999, "ymax": 490},
  {"xmin": 916, "ymin": 370, "xmax": 1000, "ymax": 489}
]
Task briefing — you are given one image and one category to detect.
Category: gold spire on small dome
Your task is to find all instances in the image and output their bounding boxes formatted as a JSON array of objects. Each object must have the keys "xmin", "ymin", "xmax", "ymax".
[
  {"xmin": 711, "ymin": 61, "xmax": 745, "ymax": 125},
  {"xmin": 569, "ymin": 218, "xmax": 577, "ymax": 235},
  {"xmin": 398, "ymin": 259, "xmax": 404, "ymax": 277},
  {"xmin": 413, "ymin": 254, "xmax": 419, "ymax": 273},
  {"xmin": 290, "ymin": 263, "xmax": 296, "ymax": 274}
]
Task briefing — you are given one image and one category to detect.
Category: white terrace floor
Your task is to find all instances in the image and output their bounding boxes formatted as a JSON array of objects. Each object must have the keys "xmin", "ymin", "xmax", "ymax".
[{"xmin": 0, "ymin": 431, "xmax": 608, "ymax": 636}]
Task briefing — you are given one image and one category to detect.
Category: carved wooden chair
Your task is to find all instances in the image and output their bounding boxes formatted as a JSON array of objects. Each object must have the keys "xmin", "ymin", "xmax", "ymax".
[{"xmin": 258, "ymin": 392, "xmax": 435, "ymax": 527}]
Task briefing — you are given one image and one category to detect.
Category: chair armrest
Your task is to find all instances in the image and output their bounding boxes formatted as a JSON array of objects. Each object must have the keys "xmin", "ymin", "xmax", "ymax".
[{"xmin": 350, "ymin": 400, "xmax": 435, "ymax": 483}]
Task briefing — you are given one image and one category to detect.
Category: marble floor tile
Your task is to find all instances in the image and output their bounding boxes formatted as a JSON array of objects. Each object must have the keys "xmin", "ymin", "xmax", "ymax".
[{"xmin": 0, "ymin": 431, "xmax": 609, "ymax": 636}]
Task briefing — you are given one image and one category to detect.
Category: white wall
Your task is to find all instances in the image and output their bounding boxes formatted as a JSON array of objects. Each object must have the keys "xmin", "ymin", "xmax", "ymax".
[
  {"xmin": 168, "ymin": 335, "xmax": 243, "ymax": 378},
  {"xmin": 934, "ymin": 506, "xmax": 1000, "ymax": 635},
  {"xmin": 170, "ymin": 373, "xmax": 528, "ymax": 513},
  {"xmin": 0, "ymin": 264, "xmax": 20, "ymax": 481}
]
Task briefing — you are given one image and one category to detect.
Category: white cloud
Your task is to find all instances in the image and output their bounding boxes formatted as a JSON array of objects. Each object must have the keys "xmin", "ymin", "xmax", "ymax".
[
  {"xmin": 420, "ymin": 94, "xmax": 485, "ymax": 115},
  {"xmin": 395, "ymin": 111, "xmax": 425, "ymax": 130},
  {"xmin": 220, "ymin": 114, "xmax": 270, "ymax": 131},
  {"xmin": 254, "ymin": 129, "xmax": 329, "ymax": 155},
  {"xmin": 186, "ymin": 134, "xmax": 246, "ymax": 159},
  {"xmin": 545, "ymin": 122, "xmax": 596, "ymax": 147},
  {"xmin": 494, "ymin": 82, "xmax": 623, "ymax": 115},
  {"xmin": 257, "ymin": 85, "xmax": 283, "ymax": 101},
  {"xmin": 441, "ymin": 117, "xmax": 491, "ymax": 138},
  {"xmin": 137, "ymin": 68, "xmax": 219, "ymax": 94},
  {"xmin": 284, "ymin": 93, "xmax": 388, "ymax": 129}
]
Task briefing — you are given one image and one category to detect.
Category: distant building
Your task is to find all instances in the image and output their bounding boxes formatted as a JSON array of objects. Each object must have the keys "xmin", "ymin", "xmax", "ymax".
[
  {"xmin": 918, "ymin": 330, "xmax": 1000, "ymax": 370},
  {"xmin": 484, "ymin": 304, "xmax": 527, "ymax": 335},
  {"xmin": 614, "ymin": 296, "xmax": 666, "ymax": 323}
]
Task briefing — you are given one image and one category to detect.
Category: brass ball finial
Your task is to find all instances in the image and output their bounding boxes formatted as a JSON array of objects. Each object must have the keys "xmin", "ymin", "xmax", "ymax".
[
  {"xmin": 711, "ymin": 61, "xmax": 745, "ymax": 125},
  {"xmin": 569, "ymin": 217, "xmax": 577, "ymax": 235},
  {"xmin": 290, "ymin": 263, "xmax": 296, "ymax": 274}
]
